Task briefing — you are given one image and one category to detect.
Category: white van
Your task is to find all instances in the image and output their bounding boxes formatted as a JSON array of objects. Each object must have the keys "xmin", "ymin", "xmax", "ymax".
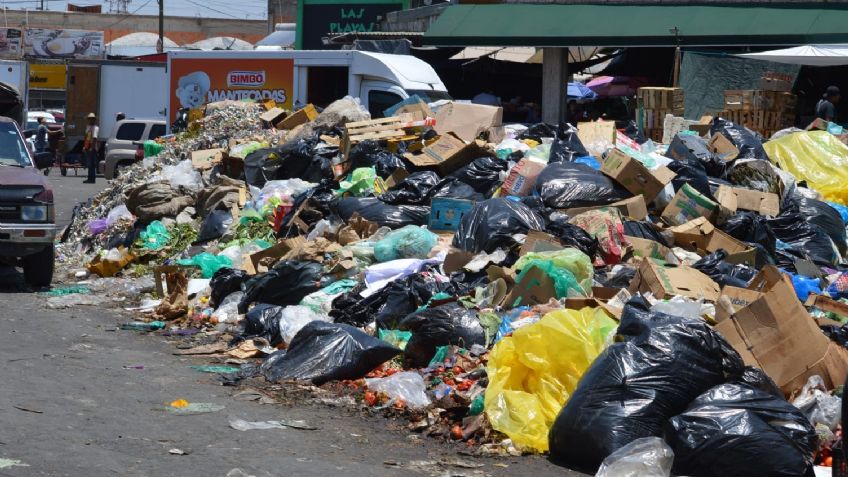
[{"xmin": 167, "ymin": 50, "xmax": 449, "ymax": 126}]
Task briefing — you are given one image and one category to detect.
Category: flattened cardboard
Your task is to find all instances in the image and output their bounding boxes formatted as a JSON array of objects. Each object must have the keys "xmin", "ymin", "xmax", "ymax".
[
  {"xmin": 191, "ymin": 148, "xmax": 224, "ymax": 170},
  {"xmin": 563, "ymin": 195, "xmax": 648, "ymax": 221},
  {"xmin": 443, "ymin": 248, "xmax": 475, "ymax": 275},
  {"xmin": 520, "ymin": 230, "xmax": 565, "ymax": 256},
  {"xmin": 662, "ymin": 183, "xmax": 719, "ymax": 226},
  {"xmin": 806, "ymin": 294, "xmax": 848, "ymax": 320},
  {"xmin": 245, "ymin": 236, "xmax": 307, "ymax": 275},
  {"xmin": 434, "ymin": 102, "xmax": 503, "ymax": 143},
  {"xmin": 403, "ymin": 133, "xmax": 489, "ymax": 175},
  {"xmin": 505, "ymin": 266, "xmax": 556, "ymax": 308},
  {"xmin": 716, "ymin": 185, "xmax": 780, "ymax": 217},
  {"xmin": 707, "ymin": 133, "xmax": 739, "ymax": 162},
  {"xmin": 714, "ymin": 266, "xmax": 848, "ymax": 394},
  {"xmin": 577, "ymin": 121, "xmax": 616, "ymax": 155},
  {"xmin": 669, "ymin": 217, "xmax": 748, "ymax": 254},
  {"xmin": 625, "ymin": 236, "xmax": 675, "ymax": 262},
  {"xmin": 393, "ymin": 100, "xmax": 434, "ymax": 122},
  {"xmin": 628, "ymin": 258, "xmax": 721, "ymax": 302},
  {"xmin": 601, "ymin": 148, "xmax": 676, "ymax": 201},
  {"xmin": 565, "ymin": 287, "xmax": 623, "ymax": 319},
  {"xmin": 276, "ymin": 104, "xmax": 318, "ymax": 130}
]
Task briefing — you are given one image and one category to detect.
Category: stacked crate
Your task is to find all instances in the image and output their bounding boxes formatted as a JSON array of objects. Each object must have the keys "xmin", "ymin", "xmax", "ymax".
[
  {"xmin": 719, "ymin": 90, "xmax": 796, "ymax": 137},
  {"xmin": 637, "ymin": 87, "xmax": 684, "ymax": 142}
]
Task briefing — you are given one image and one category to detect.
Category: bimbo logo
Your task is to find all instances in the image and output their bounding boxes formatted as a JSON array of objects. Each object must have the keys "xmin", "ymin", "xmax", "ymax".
[{"xmin": 227, "ymin": 70, "xmax": 265, "ymax": 87}]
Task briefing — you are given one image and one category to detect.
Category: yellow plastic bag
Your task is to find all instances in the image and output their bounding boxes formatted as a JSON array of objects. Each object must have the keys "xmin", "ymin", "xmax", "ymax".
[
  {"xmin": 484, "ymin": 307, "xmax": 616, "ymax": 452},
  {"xmin": 513, "ymin": 248, "xmax": 594, "ymax": 295},
  {"xmin": 764, "ymin": 130, "xmax": 848, "ymax": 205}
]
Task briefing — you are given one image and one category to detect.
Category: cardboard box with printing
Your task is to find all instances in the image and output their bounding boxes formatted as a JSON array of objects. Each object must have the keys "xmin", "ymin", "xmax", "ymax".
[{"xmin": 601, "ymin": 148, "xmax": 675, "ymax": 201}]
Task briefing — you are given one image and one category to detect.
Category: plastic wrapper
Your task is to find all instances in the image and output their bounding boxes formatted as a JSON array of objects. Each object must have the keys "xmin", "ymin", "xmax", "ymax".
[
  {"xmin": 764, "ymin": 130, "xmax": 848, "ymax": 205},
  {"xmin": 826, "ymin": 271, "xmax": 848, "ymax": 300},
  {"xmin": 261, "ymin": 321, "xmax": 400, "ymax": 385},
  {"xmin": 332, "ymin": 197, "xmax": 429, "ymax": 229},
  {"xmin": 711, "ymin": 117, "xmax": 769, "ymax": 161},
  {"xmin": 692, "ymin": 250, "xmax": 757, "ymax": 288},
  {"xmin": 337, "ymin": 167, "xmax": 376, "ymax": 197},
  {"xmin": 238, "ymin": 260, "xmax": 323, "ymax": 313},
  {"xmin": 211, "ymin": 291, "xmax": 242, "ymax": 324},
  {"xmin": 373, "ymin": 225, "xmax": 437, "ymax": 262},
  {"xmin": 485, "ymin": 308, "xmax": 616, "ymax": 452},
  {"xmin": 518, "ymin": 123, "xmax": 589, "ymax": 162},
  {"xmin": 88, "ymin": 218, "xmax": 108, "ymax": 235},
  {"xmin": 667, "ymin": 371, "xmax": 818, "ymax": 477},
  {"xmin": 720, "ymin": 211, "xmax": 777, "ymax": 258},
  {"xmin": 535, "ymin": 162, "xmax": 631, "ymax": 209},
  {"xmin": 595, "ymin": 437, "xmax": 674, "ymax": 477},
  {"xmin": 792, "ymin": 375, "xmax": 842, "ymax": 431},
  {"xmin": 398, "ymin": 302, "xmax": 486, "ymax": 367},
  {"xmin": 449, "ymin": 156, "xmax": 509, "ymax": 195},
  {"xmin": 379, "ymin": 171, "xmax": 439, "ymax": 205},
  {"xmin": 366, "ymin": 371, "xmax": 431, "ymax": 409},
  {"xmin": 209, "ymin": 267, "xmax": 249, "ymax": 308},
  {"xmin": 452, "ymin": 198, "xmax": 544, "ymax": 253},
  {"xmin": 513, "ymin": 249, "xmax": 593, "ymax": 296},
  {"xmin": 300, "ymin": 279, "xmax": 358, "ymax": 314},
  {"xmin": 139, "ymin": 220, "xmax": 170, "ymax": 250},
  {"xmin": 789, "ymin": 272, "xmax": 822, "ymax": 302},
  {"xmin": 176, "ymin": 253, "xmax": 232, "ymax": 279},
  {"xmin": 143, "ymin": 140, "xmax": 163, "ymax": 158},
  {"xmin": 548, "ymin": 298, "xmax": 744, "ymax": 468},
  {"xmin": 197, "ymin": 210, "xmax": 233, "ymax": 243},
  {"xmin": 569, "ymin": 208, "xmax": 628, "ymax": 266}
]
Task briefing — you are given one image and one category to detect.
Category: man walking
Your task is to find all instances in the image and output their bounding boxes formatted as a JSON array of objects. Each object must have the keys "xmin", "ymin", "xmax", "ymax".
[
  {"xmin": 82, "ymin": 113, "xmax": 99, "ymax": 184},
  {"xmin": 816, "ymin": 85, "xmax": 841, "ymax": 122}
]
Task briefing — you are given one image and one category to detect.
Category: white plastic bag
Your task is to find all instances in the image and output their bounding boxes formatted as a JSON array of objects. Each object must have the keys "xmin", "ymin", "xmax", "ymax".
[
  {"xmin": 212, "ymin": 292, "xmax": 243, "ymax": 324},
  {"xmin": 161, "ymin": 160, "xmax": 202, "ymax": 191},
  {"xmin": 792, "ymin": 375, "xmax": 842, "ymax": 430},
  {"xmin": 366, "ymin": 371, "xmax": 431, "ymax": 409},
  {"xmin": 106, "ymin": 204, "xmax": 133, "ymax": 225},
  {"xmin": 278, "ymin": 305, "xmax": 331, "ymax": 344},
  {"xmin": 595, "ymin": 437, "xmax": 673, "ymax": 477}
]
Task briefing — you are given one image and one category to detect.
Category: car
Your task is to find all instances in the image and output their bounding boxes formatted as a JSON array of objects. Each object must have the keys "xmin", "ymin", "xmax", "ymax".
[
  {"xmin": 25, "ymin": 111, "xmax": 56, "ymax": 131},
  {"xmin": 0, "ymin": 117, "xmax": 56, "ymax": 287},
  {"xmin": 103, "ymin": 119, "xmax": 166, "ymax": 180}
]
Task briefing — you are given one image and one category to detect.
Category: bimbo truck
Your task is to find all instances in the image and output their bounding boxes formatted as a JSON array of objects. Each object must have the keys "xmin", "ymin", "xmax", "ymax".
[{"xmin": 166, "ymin": 49, "xmax": 450, "ymax": 125}]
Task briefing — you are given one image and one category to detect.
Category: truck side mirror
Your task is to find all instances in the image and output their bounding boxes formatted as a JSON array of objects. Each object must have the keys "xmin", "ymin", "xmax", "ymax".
[{"xmin": 34, "ymin": 151, "xmax": 53, "ymax": 169}]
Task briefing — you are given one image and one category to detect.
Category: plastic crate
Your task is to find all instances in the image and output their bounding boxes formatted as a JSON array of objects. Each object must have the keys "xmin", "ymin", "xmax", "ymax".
[{"xmin": 429, "ymin": 198, "xmax": 473, "ymax": 232}]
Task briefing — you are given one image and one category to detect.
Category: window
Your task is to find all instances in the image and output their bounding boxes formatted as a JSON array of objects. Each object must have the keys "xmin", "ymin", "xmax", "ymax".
[
  {"xmin": 0, "ymin": 123, "xmax": 32, "ymax": 167},
  {"xmin": 368, "ymin": 90, "xmax": 404, "ymax": 119},
  {"xmin": 116, "ymin": 123, "xmax": 145, "ymax": 141},
  {"xmin": 149, "ymin": 124, "xmax": 166, "ymax": 140}
]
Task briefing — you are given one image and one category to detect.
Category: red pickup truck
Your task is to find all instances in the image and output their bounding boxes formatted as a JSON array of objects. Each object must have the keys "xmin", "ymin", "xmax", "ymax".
[{"xmin": 0, "ymin": 117, "xmax": 56, "ymax": 286}]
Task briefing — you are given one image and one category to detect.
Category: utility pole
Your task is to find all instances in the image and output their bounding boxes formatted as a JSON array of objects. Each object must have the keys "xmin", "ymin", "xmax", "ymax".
[{"xmin": 157, "ymin": 0, "xmax": 164, "ymax": 54}]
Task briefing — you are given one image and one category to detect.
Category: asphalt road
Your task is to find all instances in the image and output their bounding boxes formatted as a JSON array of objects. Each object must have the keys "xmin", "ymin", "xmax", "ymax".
[{"xmin": 0, "ymin": 170, "xmax": 589, "ymax": 476}]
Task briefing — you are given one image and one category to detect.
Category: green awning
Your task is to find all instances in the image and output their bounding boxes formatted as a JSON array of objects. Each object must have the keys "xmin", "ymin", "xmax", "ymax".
[{"xmin": 424, "ymin": 4, "xmax": 848, "ymax": 47}]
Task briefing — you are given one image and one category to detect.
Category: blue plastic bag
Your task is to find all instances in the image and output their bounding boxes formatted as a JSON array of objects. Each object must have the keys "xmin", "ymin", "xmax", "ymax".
[{"xmin": 789, "ymin": 272, "xmax": 822, "ymax": 301}]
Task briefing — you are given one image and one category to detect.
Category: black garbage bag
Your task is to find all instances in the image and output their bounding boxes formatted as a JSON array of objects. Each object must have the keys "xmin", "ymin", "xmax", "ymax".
[
  {"xmin": 667, "ymin": 159, "xmax": 714, "ymax": 199},
  {"xmin": 242, "ymin": 303, "xmax": 285, "ymax": 347},
  {"xmin": 535, "ymin": 162, "xmax": 631, "ymax": 209},
  {"xmin": 546, "ymin": 217, "xmax": 600, "ymax": 259},
  {"xmin": 711, "ymin": 117, "xmax": 769, "ymax": 161},
  {"xmin": 822, "ymin": 324, "xmax": 848, "ymax": 348},
  {"xmin": 398, "ymin": 302, "xmax": 486, "ymax": 367},
  {"xmin": 243, "ymin": 147, "xmax": 283, "ymax": 187},
  {"xmin": 550, "ymin": 126, "xmax": 590, "ymax": 163},
  {"xmin": 517, "ymin": 123, "xmax": 559, "ymax": 142},
  {"xmin": 692, "ymin": 249, "xmax": 757, "ymax": 288},
  {"xmin": 196, "ymin": 210, "xmax": 233, "ymax": 243},
  {"xmin": 430, "ymin": 178, "xmax": 485, "ymax": 202},
  {"xmin": 348, "ymin": 140, "xmax": 406, "ymax": 178},
  {"xmin": 548, "ymin": 298, "xmax": 744, "ymax": 469},
  {"xmin": 209, "ymin": 267, "xmax": 249, "ymax": 308},
  {"xmin": 262, "ymin": 321, "xmax": 401, "ymax": 385},
  {"xmin": 665, "ymin": 134, "xmax": 727, "ymax": 178},
  {"xmin": 238, "ymin": 261, "xmax": 323, "ymax": 313},
  {"xmin": 332, "ymin": 197, "xmax": 429, "ymax": 228},
  {"xmin": 452, "ymin": 198, "xmax": 545, "ymax": 253},
  {"xmin": 666, "ymin": 374, "xmax": 818, "ymax": 477},
  {"xmin": 793, "ymin": 197, "xmax": 848, "ymax": 256},
  {"xmin": 622, "ymin": 220, "xmax": 672, "ymax": 247},
  {"xmin": 767, "ymin": 203, "xmax": 839, "ymax": 266},
  {"xmin": 275, "ymin": 137, "xmax": 320, "ymax": 180},
  {"xmin": 622, "ymin": 120, "xmax": 648, "ymax": 144},
  {"xmin": 720, "ymin": 211, "xmax": 777, "ymax": 258},
  {"xmin": 596, "ymin": 265, "xmax": 637, "ymax": 288},
  {"xmin": 277, "ymin": 180, "xmax": 337, "ymax": 237},
  {"xmin": 450, "ymin": 156, "xmax": 509, "ymax": 195},
  {"xmin": 379, "ymin": 171, "xmax": 440, "ymax": 205}
]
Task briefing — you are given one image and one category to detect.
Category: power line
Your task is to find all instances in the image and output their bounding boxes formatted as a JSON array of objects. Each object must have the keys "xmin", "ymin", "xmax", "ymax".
[
  {"xmin": 183, "ymin": 0, "xmax": 237, "ymax": 18},
  {"xmin": 102, "ymin": 0, "xmax": 152, "ymax": 29}
]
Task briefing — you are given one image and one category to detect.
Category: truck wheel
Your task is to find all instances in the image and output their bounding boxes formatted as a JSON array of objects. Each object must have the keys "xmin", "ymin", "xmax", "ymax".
[
  {"xmin": 22, "ymin": 244, "xmax": 54, "ymax": 288},
  {"xmin": 60, "ymin": 167, "xmax": 67, "ymax": 176}
]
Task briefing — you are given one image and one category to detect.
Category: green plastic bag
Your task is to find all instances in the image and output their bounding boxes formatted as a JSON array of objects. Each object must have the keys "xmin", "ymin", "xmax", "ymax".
[
  {"xmin": 139, "ymin": 220, "xmax": 170, "ymax": 250},
  {"xmin": 373, "ymin": 225, "xmax": 437, "ymax": 262},
  {"xmin": 378, "ymin": 329, "xmax": 412, "ymax": 350},
  {"xmin": 513, "ymin": 248, "xmax": 593, "ymax": 295},
  {"xmin": 143, "ymin": 140, "xmax": 163, "ymax": 157},
  {"xmin": 177, "ymin": 253, "xmax": 232, "ymax": 278},
  {"xmin": 336, "ymin": 167, "xmax": 377, "ymax": 197}
]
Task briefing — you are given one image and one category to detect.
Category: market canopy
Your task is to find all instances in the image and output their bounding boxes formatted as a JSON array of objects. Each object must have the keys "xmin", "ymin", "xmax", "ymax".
[
  {"xmin": 737, "ymin": 45, "xmax": 848, "ymax": 66},
  {"xmin": 424, "ymin": 4, "xmax": 848, "ymax": 47}
]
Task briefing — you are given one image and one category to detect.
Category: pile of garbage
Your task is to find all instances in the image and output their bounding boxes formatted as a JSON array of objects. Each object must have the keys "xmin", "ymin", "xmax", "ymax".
[{"xmin": 54, "ymin": 96, "xmax": 848, "ymax": 475}]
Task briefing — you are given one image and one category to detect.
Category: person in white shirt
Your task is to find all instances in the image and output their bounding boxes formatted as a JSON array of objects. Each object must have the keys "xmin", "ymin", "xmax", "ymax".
[{"xmin": 82, "ymin": 113, "xmax": 100, "ymax": 184}]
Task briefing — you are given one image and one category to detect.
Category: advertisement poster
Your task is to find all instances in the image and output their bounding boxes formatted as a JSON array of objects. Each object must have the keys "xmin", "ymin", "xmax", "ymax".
[
  {"xmin": 25, "ymin": 29, "xmax": 104, "ymax": 58},
  {"xmin": 169, "ymin": 57, "xmax": 294, "ymax": 122},
  {"xmin": 0, "ymin": 29, "xmax": 22, "ymax": 57},
  {"xmin": 29, "ymin": 63, "xmax": 67, "ymax": 90}
]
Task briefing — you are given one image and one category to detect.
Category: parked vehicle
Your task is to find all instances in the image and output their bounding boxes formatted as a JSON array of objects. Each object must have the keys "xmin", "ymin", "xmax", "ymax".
[
  {"xmin": 0, "ymin": 117, "xmax": 56, "ymax": 287},
  {"xmin": 103, "ymin": 119, "xmax": 166, "ymax": 180},
  {"xmin": 0, "ymin": 60, "xmax": 28, "ymax": 125}
]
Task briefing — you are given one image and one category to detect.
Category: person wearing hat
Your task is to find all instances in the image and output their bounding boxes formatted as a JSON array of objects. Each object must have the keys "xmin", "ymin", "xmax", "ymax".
[
  {"xmin": 816, "ymin": 85, "xmax": 841, "ymax": 122},
  {"xmin": 82, "ymin": 112, "xmax": 100, "ymax": 184}
]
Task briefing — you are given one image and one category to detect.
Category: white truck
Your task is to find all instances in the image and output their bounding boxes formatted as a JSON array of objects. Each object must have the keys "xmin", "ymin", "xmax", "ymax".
[{"xmin": 167, "ymin": 50, "xmax": 449, "ymax": 127}]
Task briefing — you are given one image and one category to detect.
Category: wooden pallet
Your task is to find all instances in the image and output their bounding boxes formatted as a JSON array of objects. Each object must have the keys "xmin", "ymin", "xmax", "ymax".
[
  {"xmin": 637, "ymin": 87, "xmax": 684, "ymax": 111},
  {"xmin": 724, "ymin": 90, "xmax": 796, "ymax": 112},
  {"xmin": 718, "ymin": 109, "xmax": 794, "ymax": 135},
  {"xmin": 337, "ymin": 116, "xmax": 412, "ymax": 179},
  {"xmin": 641, "ymin": 108, "xmax": 684, "ymax": 130}
]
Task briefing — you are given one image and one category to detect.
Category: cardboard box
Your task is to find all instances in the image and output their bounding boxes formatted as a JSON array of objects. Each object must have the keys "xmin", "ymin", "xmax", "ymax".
[
  {"xmin": 403, "ymin": 133, "xmax": 489, "ymax": 176},
  {"xmin": 434, "ymin": 102, "xmax": 503, "ymax": 143},
  {"xmin": 577, "ymin": 121, "xmax": 616, "ymax": 154},
  {"xmin": 244, "ymin": 236, "xmax": 307, "ymax": 275},
  {"xmin": 688, "ymin": 124, "xmax": 711, "ymax": 136},
  {"xmin": 501, "ymin": 157, "xmax": 547, "ymax": 196},
  {"xmin": 259, "ymin": 107, "xmax": 286, "ymax": 127},
  {"xmin": 707, "ymin": 134, "xmax": 739, "ymax": 162},
  {"xmin": 276, "ymin": 104, "xmax": 318, "ymax": 130},
  {"xmin": 666, "ymin": 134, "xmax": 714, "ymax": 165},
  {"xmin": 504, "ymin": 266, "xmax": 557, "ymax": 308},
  {"xmin": 520, "ymin": 230, "xmax": 565, "ymax": 255},
  {"xmin": 562, "ymin": 195, "xmax": 648, "ymax": 221},
  {"xmin": 191, "ymin": 148, "xmax": 225, "ymax": 170},
  {"xmin": 628, "ymin": 258, "xmax": 721, "ymax": 302},
  {"xmin": 393, "ymin": 100, "xmax": 434, "ymax": 122},
  {"xmin": 429, "ymin": 197, "xmax": 474, "ymax": 232},
  {"xmin": 806, "ymin": 294, "xmax": 848, "ymax": 320},
  {"xmin": 715, "ymin": 185, "xmax": 780, "ymax": 217},
  {"xmin": 625, "ymin": 236, "xmax": 675, "ymax": 262},
  {"xmin": 565, "ymin": 287, "xmax": 623, "ymax": 319},
  {"xmin": 669, "ymin": 217, "xmax": 750, "ymax": 256},
  {"xmin": 662, "ymin": 184, "xmax": 719, "ymax": 226},
  {"xmin": 714, "ymin": 266, "xmax": 848, "ymax": 393},
  {"xmin": 601, "ymin": 148, "xmax": 676, "ymax": 201}
]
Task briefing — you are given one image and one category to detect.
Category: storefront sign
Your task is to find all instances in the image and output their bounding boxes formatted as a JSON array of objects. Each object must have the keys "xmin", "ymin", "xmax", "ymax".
[
  {"xmin": 29, "ymin": 63, "xmax": 67, "ymax": 90},
  {"xmin": 298, "ymin": 0, "xmax": 407, "ymax": 50}
]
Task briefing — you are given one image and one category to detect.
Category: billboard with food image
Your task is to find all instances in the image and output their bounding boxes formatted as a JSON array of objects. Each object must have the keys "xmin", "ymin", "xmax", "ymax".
[{"xmin": 25, "ymin": 29, "xmax": 104, "ymax": 58}]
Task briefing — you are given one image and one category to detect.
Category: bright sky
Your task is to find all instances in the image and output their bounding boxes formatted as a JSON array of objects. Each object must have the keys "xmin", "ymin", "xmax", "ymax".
[{"xmin": 0, "ymin": 1, "xmax": 268, "ymax": 20}]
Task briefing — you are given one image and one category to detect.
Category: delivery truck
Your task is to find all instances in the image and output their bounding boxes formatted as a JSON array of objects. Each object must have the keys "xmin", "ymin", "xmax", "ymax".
[{"xmin": 167, "ymin": 50, "xmax": 449, "ymax": 127}]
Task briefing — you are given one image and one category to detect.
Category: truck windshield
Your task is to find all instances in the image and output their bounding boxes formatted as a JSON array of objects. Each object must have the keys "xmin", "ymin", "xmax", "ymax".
[
  {"xmin": 406, "ymin": 89, "xmax": 453, "ymax": 103},
  {"xmin": 0, "ymin": 123, "xmax": 31, "ymax": 167}
]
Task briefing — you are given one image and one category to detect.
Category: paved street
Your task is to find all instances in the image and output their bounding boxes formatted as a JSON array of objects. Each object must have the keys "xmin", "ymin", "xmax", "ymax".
[{"xmin": 0, "ymin": 171, "xmax": 587, "ymax": 476}]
